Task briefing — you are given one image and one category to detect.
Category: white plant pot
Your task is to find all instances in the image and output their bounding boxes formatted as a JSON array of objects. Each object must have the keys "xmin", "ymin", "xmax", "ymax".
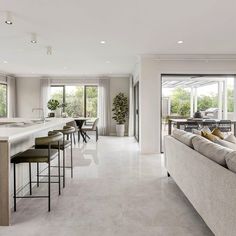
[
  {"xmin": 116, "ymin": 124, "xmax": 125, "ymax": 137},
  {"xmin": 55, "ymin": 108, "xmax": 61, "ymax": 118}
]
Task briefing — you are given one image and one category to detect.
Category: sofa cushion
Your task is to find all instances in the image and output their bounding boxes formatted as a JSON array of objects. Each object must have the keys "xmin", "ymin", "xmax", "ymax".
[
  {"xmin": 192, "ymin": 135, "xmax": 232, "ymax": 167},
  {"xmin": 172, "ymin": 129, "xmax": 196, "ymax": 148},
  {"xmin": 192, "ymin": 129, "xmax": 201, "ymax": 135},
  {"xmin": 212, "ymin": 128, "xmax": 224, "ymax": 139},
  {"xmin": 225, "ymin": 151, "xmax": 236, "ymax": 173},
  {"xmin": 215, "ymin": 139, "xmax": 236, "ymax": 151},
  {"xmin": 224, "ymin": 134, "xmax": 236, "ymax": 144}
]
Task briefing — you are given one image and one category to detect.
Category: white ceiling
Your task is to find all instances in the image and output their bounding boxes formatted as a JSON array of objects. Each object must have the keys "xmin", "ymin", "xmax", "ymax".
[{"xmin": 1, "ymin": 0, "xmax": 236, "ymax": 77}]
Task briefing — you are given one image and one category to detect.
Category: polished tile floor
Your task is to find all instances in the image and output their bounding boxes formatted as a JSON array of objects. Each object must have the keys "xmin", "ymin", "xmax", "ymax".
[{"xmin": 0, "ymin": 136, "xmax": 213, "ymax": 236}]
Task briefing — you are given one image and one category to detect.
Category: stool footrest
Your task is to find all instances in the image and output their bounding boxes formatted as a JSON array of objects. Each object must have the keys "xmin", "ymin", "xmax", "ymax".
[
  {"xmin": 15, "ymin": 196, "xmax": 49, "ymax": 199},
  {"xmin": 31, "ymin": 181, "xmax": 59, "ymax": 184}
]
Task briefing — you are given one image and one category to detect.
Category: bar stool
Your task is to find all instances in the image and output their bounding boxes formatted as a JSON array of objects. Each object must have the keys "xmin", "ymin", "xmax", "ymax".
[
  {"xmin": 11, "ymin": 131, "xmax": 63, "ymax": 212},
  {"xmin": 53, "ymin": 126, "xmax": 75, "ymax": 184},
  {"xmin": 36, "ymin": 126, "xmax": 75, "ymax": 188},
  {"xmin": 66, "ymin": 121, "xmax": 78, "ymax": 145}
]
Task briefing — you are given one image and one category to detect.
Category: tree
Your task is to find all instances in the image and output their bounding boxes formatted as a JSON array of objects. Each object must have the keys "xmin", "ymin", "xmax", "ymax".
[
  {"xmin": 170, "ymin": 88, "xmax": 190, "ymax": 117},
  {"xmin": 169, "ymin": 87, "xmax": 234, "ymax": 117}
]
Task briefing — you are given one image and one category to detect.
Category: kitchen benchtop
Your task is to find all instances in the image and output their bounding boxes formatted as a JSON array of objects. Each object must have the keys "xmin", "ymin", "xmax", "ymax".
[{"xmin": 0, "ymin": 117, "xmax": 74, "ymax": 141}]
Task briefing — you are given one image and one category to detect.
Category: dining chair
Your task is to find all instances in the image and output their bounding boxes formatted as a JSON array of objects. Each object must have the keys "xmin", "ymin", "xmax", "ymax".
[
  {"xmin": 184, "ymin": 122, "xmax": 199, "ymax": 133},
  {"xmin": 81, "ymin": 118, "xmax": 99, "ymax": 142},
  {"xmin": 218, "ymin": 120, "xmax": 232, "ymax": 133}
]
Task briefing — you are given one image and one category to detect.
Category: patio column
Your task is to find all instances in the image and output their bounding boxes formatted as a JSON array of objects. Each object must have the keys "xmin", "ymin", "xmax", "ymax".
[
  {"xmin": 234, "ymin": 76, "xmax": 236, "ymax": 120},
  {"xmin": 190, "ymin": 87, "xmax": 194, "ymax": 117},
  {"xmin": 218, "ymin": 82, "xmax": 223, "ymax": 119},
  {"xmin": 194, "ymin": 87, "xmax": 198, "ymax": 112},
  {"xmin": 223, "ymin": 80, "xmax": 228, "ymax": 119}
]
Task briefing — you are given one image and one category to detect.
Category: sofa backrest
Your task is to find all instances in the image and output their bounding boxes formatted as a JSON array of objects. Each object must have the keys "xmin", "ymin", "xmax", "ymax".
[{"xmin": 172, "ymin": 128, "xmax": 196, "ymax": 148}]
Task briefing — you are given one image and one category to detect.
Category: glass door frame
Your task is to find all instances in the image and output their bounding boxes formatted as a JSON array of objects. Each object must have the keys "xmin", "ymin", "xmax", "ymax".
[
  {"xmin": 134, "ymin": 81, "xmax": 139, "ymax": 142},
  {"xmin": 160, "ymin": 73, "xmax": 235, "ymax": 153}
]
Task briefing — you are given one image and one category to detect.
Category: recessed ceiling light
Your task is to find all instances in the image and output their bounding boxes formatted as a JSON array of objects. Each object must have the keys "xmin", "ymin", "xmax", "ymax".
[
  {"xmin": 106, "ymin": 61, "xmax": 111, "ymax": 64},
  {"xmin": 100, "ymin": 40, "xmax": 106, "ymax": 44},
  {"xmin": 3, "ymin": 60, "xmax": 8, "ymax": 64},
  {"xmin": 5, "ymin": 11, "xmax": 13, "ymax": 25},
  {"xmin": 177, "ymin": 40, "xmax": 184, "ymax": 44}
]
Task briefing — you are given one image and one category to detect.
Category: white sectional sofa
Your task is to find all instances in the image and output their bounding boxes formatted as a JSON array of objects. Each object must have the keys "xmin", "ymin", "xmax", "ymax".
[{"xmin": 164, "ymin": 130, "xmax": 236, "ymax": 236}]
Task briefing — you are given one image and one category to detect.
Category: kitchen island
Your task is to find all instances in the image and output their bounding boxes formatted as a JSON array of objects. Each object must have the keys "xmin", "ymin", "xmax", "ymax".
[{"xmin": 0, "ymin": 117, "xmax": 73, "ymax": 226}]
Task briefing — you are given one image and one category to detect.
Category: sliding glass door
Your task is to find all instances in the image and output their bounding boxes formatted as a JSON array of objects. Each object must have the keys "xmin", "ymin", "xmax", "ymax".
[{"xmin": 134, "ymin": 82, "xmax": 139, "ymax": 141}]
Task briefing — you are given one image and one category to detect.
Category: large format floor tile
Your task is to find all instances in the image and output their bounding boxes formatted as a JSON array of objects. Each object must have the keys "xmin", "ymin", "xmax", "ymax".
[{"xmin": 0, "ymin": 136, "xmax": 213, "ymax": 236}]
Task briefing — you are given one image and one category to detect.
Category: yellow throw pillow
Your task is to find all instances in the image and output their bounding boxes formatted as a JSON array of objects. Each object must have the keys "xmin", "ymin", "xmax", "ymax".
[
  {"xmin": 201, "ymin": 131, "xmax": 219, "ymax": 142},
  {"xmin": 212, "ymin": 128, "xmax": 224, "ymax": 139}
]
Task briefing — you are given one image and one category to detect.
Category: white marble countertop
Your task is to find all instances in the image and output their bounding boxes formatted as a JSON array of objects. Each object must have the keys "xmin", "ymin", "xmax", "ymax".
[{"xmin": 0, "ymin": 118, "xmax": 74, "ymax": 141}]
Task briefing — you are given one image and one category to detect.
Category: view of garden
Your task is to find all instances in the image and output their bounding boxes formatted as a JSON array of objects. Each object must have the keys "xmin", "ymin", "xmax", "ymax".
[
  {"xmin": 170, "ymin": 87, "xmax": 234, "ymax": 117},
  {"xmin": 50, "ymin": 85, "xmax": 98, "ymax": 117},
  {"xmin": 0, "ymin": 84, "xmax": 7, "ymax": 117}
]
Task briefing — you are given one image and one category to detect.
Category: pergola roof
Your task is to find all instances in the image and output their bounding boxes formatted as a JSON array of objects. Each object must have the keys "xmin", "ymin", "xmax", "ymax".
[{"xmin": 162, "ymin": 75, "xmax": 227, "ymax": 88}]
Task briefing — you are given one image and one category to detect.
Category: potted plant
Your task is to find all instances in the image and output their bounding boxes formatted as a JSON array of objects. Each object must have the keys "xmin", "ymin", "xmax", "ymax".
[
  {"xmin": 47, "ymin": 99, "xmax": 60, "ymax": 117},
  {"xmin": 112, "ymin": 93, "xmax": 129, "ymax": 137}
]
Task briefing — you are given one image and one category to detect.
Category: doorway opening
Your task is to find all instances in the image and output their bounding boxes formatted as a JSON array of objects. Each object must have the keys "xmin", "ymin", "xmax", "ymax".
[{"xmin": 161, "ymin": 74, "xmax": 235, "ymax": 152}]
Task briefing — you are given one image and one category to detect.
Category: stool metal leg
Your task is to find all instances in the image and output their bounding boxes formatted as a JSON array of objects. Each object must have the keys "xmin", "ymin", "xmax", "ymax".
[
  {"xmin": 63, "ymin": 149, "xmax": 65, "ymax": 188},
  {"xmin": 37, "ymin": 162, "xmax": 39, "ymax": 187},
  {"xmin": 58, "ymin": 146, "xmax": 61, "ymax": 195},
  {"xmin": 13, "ymin": 163, "xmax": 16, "ymax": 212},
  {"xmin": 73, "ymin": 133, "xmax": 76, "ymax": 145},
  {"xmin": 48, "ymin": 161, "xmax": 51, "ymax": 212},
  {"xmin": 29, "ymin": 162, "xmax": 32, "ymax": 195},
  {"xmin": 70, "ymin": 133, "xmax": 73, "ymax": 178}
]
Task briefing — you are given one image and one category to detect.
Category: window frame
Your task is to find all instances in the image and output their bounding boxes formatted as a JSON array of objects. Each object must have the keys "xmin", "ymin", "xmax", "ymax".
[
  {"xmin": 0, "ymin": 83, "xmax": 8, "ymax": 118},
  {"xmin": 50, "ymin": 84, "xmax": 98, "ymax": 117}
]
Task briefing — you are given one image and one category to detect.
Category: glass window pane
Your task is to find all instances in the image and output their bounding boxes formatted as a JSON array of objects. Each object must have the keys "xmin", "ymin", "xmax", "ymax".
[
  {"xmin": 50, "ymin": 86, "xmax": 64, "ymax": 104},
  {"xmin": 0, "ymin": 84, "xmax": 7, "ymax": 117},
  {"xmin": 65, "ymin": 86, "xmax": 84, "ymax": 117},
  {"xmin": 86, "ymin": 86, "xmax": 98, "ymax": 118}
]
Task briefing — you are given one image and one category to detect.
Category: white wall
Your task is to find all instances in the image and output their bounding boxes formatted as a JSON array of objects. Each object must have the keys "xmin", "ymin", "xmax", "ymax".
[
  {"xmin": 139, "ymin": 56, "xmax": 236, "ymax": 154},
  {"xmin": 109, "ymin": 77, "xmax": 130, "ymax": 135},
  {"xmin": 16, "ymin": 77, "xmax": 40, "ymax": 117}
]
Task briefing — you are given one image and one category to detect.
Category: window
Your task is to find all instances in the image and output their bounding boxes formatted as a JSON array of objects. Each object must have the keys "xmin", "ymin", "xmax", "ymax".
[
  {"xmin": 0, "ymin": 84, "xmax": 7, "ymax": 117},
  {"xmin": 85, "ymin": 86, "xmax": 98, "ymax": 118},
  {"xmin": 65, "ymin": 86, "xmax": 84, "ymax": 117},
  {"xmin": 50, "ymin": 85, "xmax": 98, "ymax": 118},
  {"xmin": 50, "ymin": 86, "xmax": 64, "ymax": 104}
]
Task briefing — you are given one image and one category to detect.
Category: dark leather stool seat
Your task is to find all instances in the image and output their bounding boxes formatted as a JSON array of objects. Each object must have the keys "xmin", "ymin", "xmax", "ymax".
[{"xmin": 11, "ymin": 149, "xmax": 58, "ymax": 163}]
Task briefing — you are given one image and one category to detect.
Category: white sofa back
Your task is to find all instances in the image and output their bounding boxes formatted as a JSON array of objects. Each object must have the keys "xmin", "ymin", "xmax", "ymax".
[{"xmin": 164, "ymin": 135, "xmax": 236, "ymax": 235}]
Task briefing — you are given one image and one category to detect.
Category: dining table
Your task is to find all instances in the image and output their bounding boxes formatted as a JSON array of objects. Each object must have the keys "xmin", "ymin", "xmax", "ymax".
[
  {"xmin": 73, "ymin": 117, "xmax": 90, "ymax": 142},
  {"xmin": 168, "ymin": 118, "xmax": 236, "ymax": 135}
]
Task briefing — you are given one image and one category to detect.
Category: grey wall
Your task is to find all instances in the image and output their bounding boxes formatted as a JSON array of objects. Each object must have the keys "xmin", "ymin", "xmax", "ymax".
[
  {"xmin": 16, "ymin": 77, "xmax": 40, "ymax": 118},
  {"xmin": 16, "ymin": 76, "xmax": 130, "ymax": 135}
]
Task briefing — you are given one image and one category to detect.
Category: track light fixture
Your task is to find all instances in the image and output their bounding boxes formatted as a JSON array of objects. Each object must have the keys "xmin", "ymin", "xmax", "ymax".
[
  {"xmin": 46, "ymin": 46, "xmax": 52, "ymax": 55},
  {"xmin": 5, "ymin": 11, "xmax": 13, "ymax": 25},
  {"xmin": 31, "ymin": 33, "xmax": 37, "ymax": 43}
]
